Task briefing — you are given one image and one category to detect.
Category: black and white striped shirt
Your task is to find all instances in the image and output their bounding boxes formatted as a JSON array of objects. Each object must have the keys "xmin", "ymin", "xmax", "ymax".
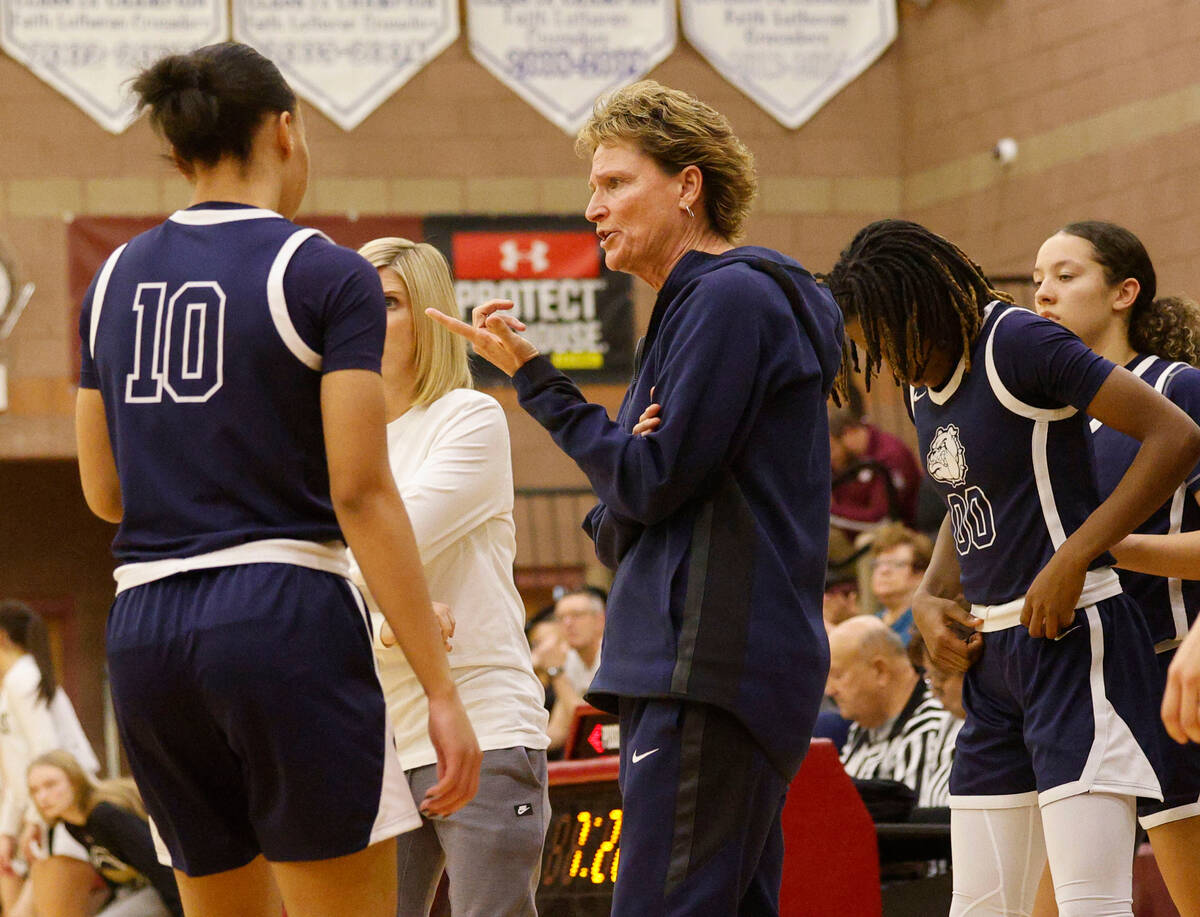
[{"xmin": 840, "ymin": 681, "xmax": 961, "ymax": 808}]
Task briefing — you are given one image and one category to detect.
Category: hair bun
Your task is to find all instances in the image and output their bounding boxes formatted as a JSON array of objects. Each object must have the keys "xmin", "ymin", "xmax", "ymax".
[{"xmin": 132, "ymin": 42, "xmax": 296, "ymax": 169}]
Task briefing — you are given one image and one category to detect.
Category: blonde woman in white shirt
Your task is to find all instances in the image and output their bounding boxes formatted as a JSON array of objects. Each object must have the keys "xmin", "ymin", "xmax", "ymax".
[
  {"xmin": 0, "ymin": 601, "xmax": 100, "ymax": 917},
  {"xmin": 353, "ymin": 238, "xmax": 551, "ymax": 917}
]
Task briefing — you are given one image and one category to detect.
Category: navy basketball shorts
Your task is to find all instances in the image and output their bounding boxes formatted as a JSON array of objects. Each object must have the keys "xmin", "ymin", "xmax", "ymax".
[
  {"xmin": 1138, "ymin": 647, "xmax": 1200, "ymax": 829},
  {"xmin": 106, "ymin": 564, "xmax": 420, "ymax": 877},
  {"xmin": 612, "ymin": 698, "xmax": 789, "ymax": 917},
  {"xmin": 949, "ymin": 595, "xmax": 1164, "ymax": 809}
]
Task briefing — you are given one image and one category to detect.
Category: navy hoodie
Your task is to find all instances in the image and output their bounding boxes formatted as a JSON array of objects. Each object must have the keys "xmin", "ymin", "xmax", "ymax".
[{"xmin": 513, "ymin": 246, "xmax": 843, "ymax": 778}]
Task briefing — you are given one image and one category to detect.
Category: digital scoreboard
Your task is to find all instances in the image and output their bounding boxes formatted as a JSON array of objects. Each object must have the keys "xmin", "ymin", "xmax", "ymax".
[
  {"xmin": 536, "ymin": 757, "xmax": 622, "ymax": 916},
  {"xmin": 534, "ymin": 736, "xmax": 883, "ymax": 916}
]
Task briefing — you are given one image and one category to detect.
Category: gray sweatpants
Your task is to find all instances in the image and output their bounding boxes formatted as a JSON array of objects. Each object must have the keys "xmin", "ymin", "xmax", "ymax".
[
  {"xmin": 102, "ymin": 886, "xmax": 174, "ymax": 917},
  {"xmin": 395, "ymin": 746, "xmax": 550, "ymax": 917}
]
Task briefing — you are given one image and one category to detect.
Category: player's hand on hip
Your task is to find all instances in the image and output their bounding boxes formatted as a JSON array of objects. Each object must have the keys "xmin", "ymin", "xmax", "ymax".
[
  {"xmin": 432, "ymin": 601, "xmax": 455, "ymax": 653},
  {"xmin": 422, "ymin": 693, "xmax": 482, "ymax": 818},
  {"xmin": 632, "ymin": 388, "xmax": 661, "ymax": 436},
  {"xmin": 1022, "ymin": 552, "xmax": 1085, "ymax": 640},
  {"xmin": 1162, "ymin": 623, "xmax": 1200, "ymax": 744},
  {"xmin": 912, "ymin": 590, "xmax": 981, "ymax": 673},
  {"xmin": 425, "ymin": 300, "xmax": 537, "ymax": 377}
]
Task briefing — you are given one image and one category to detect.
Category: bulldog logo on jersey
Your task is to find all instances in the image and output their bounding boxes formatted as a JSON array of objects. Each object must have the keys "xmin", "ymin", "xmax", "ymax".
[{"xmin": 927, "ymin": 424, "xmax": 969, "ymax": 487}]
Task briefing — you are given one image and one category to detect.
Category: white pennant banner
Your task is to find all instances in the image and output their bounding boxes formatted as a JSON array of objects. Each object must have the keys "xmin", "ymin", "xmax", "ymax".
[
  {"xmin": 0, "ymin": 0, "xmax": 227, "ymax": 134},
  {"xmin": 467, "ymin": 0, "xmax": 676, "ymax": 135},
  {"xmin": 681, "ymin": 0, "xmax": 897, "ymax": 130},
  {"xmin": 234, "ymin": 0, "xmax": 459, "ymax": 131}
]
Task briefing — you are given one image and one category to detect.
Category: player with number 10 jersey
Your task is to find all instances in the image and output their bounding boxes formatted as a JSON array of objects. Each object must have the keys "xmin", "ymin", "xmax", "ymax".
[
  {"xmin": 73, "ymin": 44, "xmax": 480, "ymax": 915},
  {"xmin": 79, "ymin": 207, "xmax": 378, "ymax": 564}
]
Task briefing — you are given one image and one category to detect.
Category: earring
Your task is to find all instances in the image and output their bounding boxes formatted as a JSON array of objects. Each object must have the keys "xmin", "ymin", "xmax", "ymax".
[{"xmin": 685, "ymin": 205, "xmax": 694, "ymax": 219}]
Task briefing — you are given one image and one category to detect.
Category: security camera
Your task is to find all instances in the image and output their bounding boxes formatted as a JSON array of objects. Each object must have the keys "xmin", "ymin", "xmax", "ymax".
[{"xmin": 992, "ymin": 137, "xmax": 1018, "ymax": 166}]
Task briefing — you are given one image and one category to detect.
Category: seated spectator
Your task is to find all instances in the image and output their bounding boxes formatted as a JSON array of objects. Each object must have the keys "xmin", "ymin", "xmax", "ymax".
[
  {"xmin": 0, "ymin": 601, "xmax": 100, "ymax": 917},
  {"xmin": 829, "ymin": 385, "xmax": 923, "ymax": 535},
  {"xmin": 867, "ymin": 523, "xmax": 932, "ymax": 645},
  {"xmin": 822, "ymin": 568, "xmax": 860, "ymax": 631},
  {"xmin": 27, "ymin": 749, "xmax": 182, "ymax": 916},
  {"xmin": 528, "ymin": 588, "xmax": 607, "ymax": 756},
  {"xmin": 525, "ymin": 604, "xmax": 561, "ymax": 710},
  {"xmin": 816, "ymin": 567, "xmax": 860, "ymax": 750},
  {"xmin": 827, "ymin": 616, "xmax": 956, "ymax": 809},
  {"xmin": 555, "ymin": 587, "xmax": 606, "ymax": 692}
]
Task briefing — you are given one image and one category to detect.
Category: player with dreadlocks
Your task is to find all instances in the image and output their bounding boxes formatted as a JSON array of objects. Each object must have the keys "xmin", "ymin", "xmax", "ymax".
[{"xmin": 825, "ymin": 219, "xmax": 1200, "ymax": 917}]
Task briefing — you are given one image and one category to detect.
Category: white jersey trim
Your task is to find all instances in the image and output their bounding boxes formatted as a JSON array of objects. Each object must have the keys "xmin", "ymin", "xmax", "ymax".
[
  {"xmin": 267, "ymin": 229, "xmax": 330, "ymax": 371},
  {"xmin": 45, "ymin": 822, "xmax": 90, "ymax": 863},
  {"xmin": 985, "ymin": 307, "xmax": 1077, "ymax": 422},
  {"xmin": 1091, "ymin": 358, "xmax": 1191, "ymax": 650},
  {"xmin": 972, "ymin": 567, "xmax": 1122, "ymax": 632},
  {"xmin": 1031, "ymin": 419, "xmax": 1068, "ymax": 552},
  {"xmin": 168, "ymin": 208, "xmax": 285, "ymax": 225},
  {"xmin": 1038, "ymin": 605, "xmax": 1161, "ymax": 807},
  {"xmin": 89, "ymin": 244, "xmax": 127, "ymax": 360},
  {"xmin": 1090, "ymin": 356, "xmax": 1177, "ymax": 433},
  {"xmin": 149, "ymin": 815, "xmax": 172, "ymax": 868},
  {"xmin": 948, "ymin": 790, "xmax": 1039, "ymax": 810},
  {"xmin": 925, "ymin": 354, "xmax": 967, "ymax": 405},
  {"xmin": 1139, "ymin": 796, "xmax": 1200, "ymax": 830},
  {"xmin": 113, "ymin": 538, "xmax": 350, "ymax": 593},
  {"xmin": 343, "ymin": 583, "xmax": 424, "ymax": 846}
]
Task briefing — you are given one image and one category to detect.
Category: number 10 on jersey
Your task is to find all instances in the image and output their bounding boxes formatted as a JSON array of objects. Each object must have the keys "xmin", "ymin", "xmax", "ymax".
[{"xmin": 125, "ymin": 281, "xmax": 226, "ymax": 404}]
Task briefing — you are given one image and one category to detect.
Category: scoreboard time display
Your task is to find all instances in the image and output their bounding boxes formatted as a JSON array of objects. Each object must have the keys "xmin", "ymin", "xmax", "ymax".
[{"xmin": 536, "ymin": 765, "xmax": 622, "ymax": 916}]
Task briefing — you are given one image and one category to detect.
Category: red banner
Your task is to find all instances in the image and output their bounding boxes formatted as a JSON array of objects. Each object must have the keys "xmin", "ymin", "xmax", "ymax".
[{"xmin": 452, "ymin": 231, "xmax": 600, "ymax": 280}]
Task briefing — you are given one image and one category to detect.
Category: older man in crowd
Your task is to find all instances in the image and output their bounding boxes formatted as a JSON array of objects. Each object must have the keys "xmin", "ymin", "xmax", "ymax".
[
  {"xmin": 530, "ymin": 588, "xmax": 607, "ymax": 754},
  {"xmin": 827, "ymin": 616, "xmax": 957, "ymax": 808}
]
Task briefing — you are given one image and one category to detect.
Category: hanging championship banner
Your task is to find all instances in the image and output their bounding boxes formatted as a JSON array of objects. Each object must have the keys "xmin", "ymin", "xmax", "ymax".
[
  {"xmin": 424, "ymin": 215, "xmax": 635, "ymax": 386},
  {"xmin": 681, "ymin": 0, "xmax": 897, "ymax": 130},
  {"xmin": 467, "ymin": 0, "xmax": 675, "ymax": 134},
  {"xmin": 233, "ymin": 0, "xmax": 458, "ymax": 131},
  {"xmin": 0, "ymin": 0, "xmax": 227, "ymax": 134}
]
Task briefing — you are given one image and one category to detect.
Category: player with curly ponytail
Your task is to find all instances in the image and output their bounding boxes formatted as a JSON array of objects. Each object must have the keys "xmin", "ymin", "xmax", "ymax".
[{"xmin": 1033, "ymin": 221, "xmax": 1200, "ymax": 916}]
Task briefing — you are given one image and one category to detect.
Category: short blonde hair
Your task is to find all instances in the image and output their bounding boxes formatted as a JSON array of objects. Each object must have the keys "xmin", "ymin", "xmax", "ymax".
[
  {"xmin": 357, "ymin": 238, "xmax": 472, "ymax": 406},
  {"xmin": 868, "ymin": 522, "xmax": 933, "ymax": 571},
  {"xmin": 576, "ymin": 80, "xmax": 757, "ymax": 242}
]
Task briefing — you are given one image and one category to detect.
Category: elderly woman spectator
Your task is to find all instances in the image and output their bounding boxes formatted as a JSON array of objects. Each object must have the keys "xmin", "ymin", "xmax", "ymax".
[
  {"xmin": 351, "ymin": 238, "xmax": 550, "ymax": 917},
  {"xmin": 431, "ymin": 81, "xmax": 844, "ymax": 915},
  {"xmin": 867, "ymin": 523, "xmax": 933, "ymax": 645}
]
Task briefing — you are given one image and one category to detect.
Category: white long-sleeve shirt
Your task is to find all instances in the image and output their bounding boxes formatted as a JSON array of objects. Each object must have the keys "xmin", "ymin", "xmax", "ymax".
[
  {"xmin": 0, "ymin": 656, "xmax": 99, "ymax": 835},
  {"xmin": 350, "ymin": 388, "xmax": 549, "ymax": 770}
]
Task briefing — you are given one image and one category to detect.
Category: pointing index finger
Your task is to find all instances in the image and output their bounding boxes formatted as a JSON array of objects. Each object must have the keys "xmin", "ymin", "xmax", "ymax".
[{"xmin": 425, "ymin": 308, "xmax": 474, "ymax": 338}]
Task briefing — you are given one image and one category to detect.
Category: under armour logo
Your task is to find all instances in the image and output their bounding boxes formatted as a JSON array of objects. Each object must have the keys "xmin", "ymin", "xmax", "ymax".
[
  {"xmin": 499, "ymin": 239, "xmax": 550, "ymax": 274},
  {"xmin": 514, "ymin": 803, "xmax": 533, "ymax": 816}
]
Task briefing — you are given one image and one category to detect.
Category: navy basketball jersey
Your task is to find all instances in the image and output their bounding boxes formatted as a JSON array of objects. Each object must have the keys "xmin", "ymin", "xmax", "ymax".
[
  {"xmin": 1090, "ymin": 355, "xmax": 1200, "ymax": 649},
  {"xmin": 909, "ymin": 303, "xmax": 1117, "ymax": 614},
  {"xmin": 79, "ymin": 204, "xmax": 385, "ymax": 564}
]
